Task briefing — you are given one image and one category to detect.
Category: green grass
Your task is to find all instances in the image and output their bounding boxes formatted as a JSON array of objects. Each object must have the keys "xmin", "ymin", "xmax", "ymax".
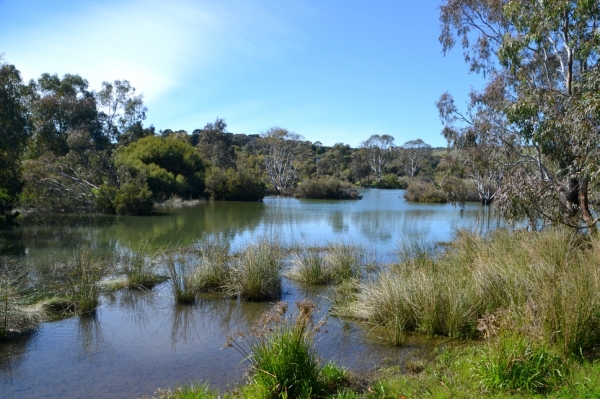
[
  {"xmin": 225, "ymin": 239, "xmax": 283, "ymax": 301},
  {"xmin": 287, "ymin": 245, "xmax": 329, "ymax": 285},
  {"xmin": 324, "ymin": 242, "xmax": 363, "ymax": 284},
  {"xmin": 164, "ymin": 249, "xmax": 199, "ymax": 305},
  {"xmin": 224, "ymin": 300, "xmax": 353, "ymax": 399},
  {"xmin": 119, "ymin": 242, "xmax": 165, "ymax": 289},
  {"xmin": 193, "ymin": 238, "xmax": 231, "ymax": 292},
  {"xmin": 53, "ymin": 245, "xmax": 108, "ymax": 315}
]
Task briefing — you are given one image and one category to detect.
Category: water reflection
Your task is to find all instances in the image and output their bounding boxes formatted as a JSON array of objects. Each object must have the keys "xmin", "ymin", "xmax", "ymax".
[
  {"xmin": 0, "ymin": 190, "xmax": 515, "ymax": 398},
  {"xmin": 76, "ymin": 314, "xmax": 109, "ymax": 360}
]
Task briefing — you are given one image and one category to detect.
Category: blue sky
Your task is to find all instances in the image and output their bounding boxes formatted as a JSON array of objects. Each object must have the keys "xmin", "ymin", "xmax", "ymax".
[{"xmin": 0, "ymin": 0, "xmax": 484, "ymax": 148}]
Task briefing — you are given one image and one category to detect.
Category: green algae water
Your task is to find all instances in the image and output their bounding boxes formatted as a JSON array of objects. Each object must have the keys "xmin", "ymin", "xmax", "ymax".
[{"xmin": 0, "ymin": 190, "xmax": 502, "ymax": 399}]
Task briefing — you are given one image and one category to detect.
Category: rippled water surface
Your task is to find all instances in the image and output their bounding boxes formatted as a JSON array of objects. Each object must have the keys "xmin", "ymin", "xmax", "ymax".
[{"xmin": 0, "ymin": 190, "xmax": 501, "ymax": 398}]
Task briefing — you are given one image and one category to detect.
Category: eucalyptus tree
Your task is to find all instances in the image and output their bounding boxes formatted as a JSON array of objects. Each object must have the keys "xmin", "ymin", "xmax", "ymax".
[
  {"xmin": 97, "ymin": 79, "xmax": 147, "ymax": 143},
  {"xmin": 360, "ymin": 134, "xmax": 396, "ymax": 180},
  {"xmin": 0, "ymin": 59, "xmax": 30, "ymax": 219},
  {"xmin": 439, "ymin": 0, "xmax": 600, "ymax": 229},
  {"xmin": 261, "ymin": 127, "xmax": 304, "ymax": 195},
  {"xmin": 28, "ymin": 73, "xmax": 103, "ymax": 157},
  {"xmin": 401, "ymin": 139, "xmax": 432, "ymax": 178},
  {"xmin": 196, "ymin": 118, "xmax": 235, "ymax": 169}
]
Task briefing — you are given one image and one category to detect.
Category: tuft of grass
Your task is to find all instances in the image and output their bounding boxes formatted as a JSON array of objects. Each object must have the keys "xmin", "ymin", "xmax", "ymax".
[
  {"xmin": 53, "ymin": 246, "xmax": 108, "ymax": 315},
  {"xmin": 119, "ymin": 242, "xmax": 165, "ymax": 289},
  {"xmin": 142, "ymin": 383, "xmax": 219, "ymax": 399},
  {"xmin": 287, "ymin": 245, "xmax": 329, "ymax": 285},
  {"xmin": 164, "ymin": 249, "xmax": 198, "ymax": 305},
  {"xmin": 226, "ymin": 239, "xmax": 283, "ymax": 301},
  {"xmin": 193, "ymin": 238, "xmax": 231, "ymax": 293},
  {"xmin": 226, "ymin": 300, "xmax": 340, "ymax": 399},
  {"xmin": 351, "ymin": 229, "xmax": 600, "ymax": 353},
  {"xmin": 324, "ymin": 241, "xmax": 363, "ymax": 284},
  {"xmin": 0, "ymin": 262, "xmax": 46, "ymax": 339},
  {"xmin": 474, "ymin": 333, "xmax": 566, "ymax": 394}
]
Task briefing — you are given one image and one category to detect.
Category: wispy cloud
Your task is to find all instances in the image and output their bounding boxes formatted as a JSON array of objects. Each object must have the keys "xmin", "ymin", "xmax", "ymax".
[{"xmin": 1, "ymin": 0, "xmax": 303, "ymax": 101}]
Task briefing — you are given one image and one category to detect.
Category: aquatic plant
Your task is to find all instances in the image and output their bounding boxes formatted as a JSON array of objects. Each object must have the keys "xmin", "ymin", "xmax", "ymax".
[
  {"xmin": 324, "ymin": 241, "xmax": 363, "ymax": 284},
  {"xmin": 53, "ymin": 246, "xmax": 108, "ymax": 315},
  {"xmin": 164, "ymin": 249, "xmax": 198, "ymax": 305},
  {"xmin": 226, "ymin": 300, "xmax": 345, "ymax": 399},
  {"xmin": 192, "ymin": 237, "xmax": 231, "ymax": 292},
  {"xmin": 225, "ymin": 238, "xmax": 283, "ymax": 301},
  {"xmin": 0, "ymin": 261, "xmax": 45, "ymax": 339},
  {"xmin": 287, "ymin": 245, "xmax": 329, "ymax": 285},
  {"xmin": 120, "ymin": 242, "xmax": 165, "ymax": 289},
  {"xmin": 351, "ymin": 229, "xmax": 600, "ymax": 354}
]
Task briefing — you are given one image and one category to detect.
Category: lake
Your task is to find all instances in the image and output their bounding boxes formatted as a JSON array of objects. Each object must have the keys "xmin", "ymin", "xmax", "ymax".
[{"xmin": 0, "ymin": 189, "xmax": 501, "ymax": 399}]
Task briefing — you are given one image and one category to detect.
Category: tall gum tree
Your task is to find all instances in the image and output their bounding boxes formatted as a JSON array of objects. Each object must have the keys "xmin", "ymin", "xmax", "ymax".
[
  {"xmin": 439, "ymin": 0, "xmax": 600, "ymax": 229},
  {"xmin": 0, "ymin": 59, "xmax": 30, "ymax": 219},
  {"xmin": 261, "ymin": 127, "xmax": 304, "ymax": 195}
]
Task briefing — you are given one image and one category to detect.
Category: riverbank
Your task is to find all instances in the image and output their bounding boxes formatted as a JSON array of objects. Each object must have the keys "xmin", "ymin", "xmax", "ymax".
[{"xmin": 143, "ymin": 228, "xmax": 600, "ymax": 398}]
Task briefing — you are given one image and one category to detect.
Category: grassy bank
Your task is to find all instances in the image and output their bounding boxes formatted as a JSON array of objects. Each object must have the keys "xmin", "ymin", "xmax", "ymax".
[{"xmin": 144, "ymin": 229, "xmax": 600, "ymax": 398}]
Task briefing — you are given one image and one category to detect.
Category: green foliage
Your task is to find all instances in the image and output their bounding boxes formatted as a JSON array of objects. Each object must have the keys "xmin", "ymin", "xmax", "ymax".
[
  {"xmin": 404, "ymin": 180, "xmax": 447, "ymax": 203},
  {"xmin": 227, "ymin": 300, "xmax": 336, "ymax": 399},
  {"xmin": 295, "ymin": 177, "xmax": 362, "ymax": 200},
  {"xmin": 115, "ymin": 136, "xmax": 205, "ymax": 200},
  {"xmin": 226, "ymin": 239, "xmax": 282, "ymax": 301},
  {"xmin": 205, "ymin": 166, "xmax": 265, "ymax": 201},
  {"xmin": 375, "ymin": 174, "xmax": 407, "ymax": 189},
  {"xmin": 0, "ymin": 60, "xmax": 31, "ymax": 218},
  {"xmin": 53, "ymin": 246, "xmax": 107, "ymax": 315},
  {"xmin": 475, "ymin": 334, "xmax": 565, "ymax": 394},
  {"xmin": 112, "ymin": 173, "xmax": 155, "ymax": 216}
]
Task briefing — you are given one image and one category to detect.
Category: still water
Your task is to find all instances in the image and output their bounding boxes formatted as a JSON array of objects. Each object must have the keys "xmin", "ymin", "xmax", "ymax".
[{"xmin": 0, "ymin": 190, "xmax": 500, "ymax": 399}]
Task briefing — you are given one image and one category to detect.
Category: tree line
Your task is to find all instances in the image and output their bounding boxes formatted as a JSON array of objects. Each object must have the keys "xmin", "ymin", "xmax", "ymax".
[{"xmin": 1, "ymin": 57, "xmax": 447, "ymax": 219}]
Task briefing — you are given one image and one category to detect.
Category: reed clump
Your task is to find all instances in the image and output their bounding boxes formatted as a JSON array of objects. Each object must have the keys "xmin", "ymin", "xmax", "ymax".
[
  {"xmin": 225, "ymin": 239, "xmax": 283, "ymax": 301},
  {"xmin": 53, "ymin": 246, "xmax": 108, "ymax": 315},
  {"xmin": 164, "ymin": 249, "xmax": 198, "ymax": 305},
  {"xmin": 287, "ymin": 245, "xmax": 329, "ymax": 285},
  {"xmin": 119, "ymin": 242, "xmax": 165, "ymax": 289},
  {"xmin": 350, "ymin": 229, "xmax": 600, "ymax": 356},
  {"xmin": 0, "ymin": 261, "xmax": 46, "ymax": 339},
  {"xmin": 324, "ymin": 241, "xmax": 363, "ymax": 284},
  {"xmin": 192, "ymin": 237, "xmax": 231, "ymax": 292},
  {"xmin": 225, "ymin": 300, "xmax": 348, "ymax": 399}
]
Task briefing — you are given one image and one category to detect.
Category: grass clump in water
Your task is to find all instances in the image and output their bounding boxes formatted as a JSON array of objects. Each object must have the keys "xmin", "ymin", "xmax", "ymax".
[
  {"xmin": 226, "ymin": 299, "xmax": 348, "ymax": 399},
  {"xmin": 287, "ymin": 245, "xmax": 329, "ymax": 285},
  {"xmin": 164, "ymin": 249, "xmax": 198, "ymax": 305},
  {"xmin": 226, "ymin": 238, "xmax": 283, "ymax": 301},
  {"xmin": 324, "ymin": 241, "xmax": 363, "ymax": 284},
  {"xmin": 53, "ymin": 245, "xmax": 108, "ymax": 315},
  {"xmin": 0, "ymin": 261, "xmax": 46, "ymax": 339},
  {"xmin": 193, "ymin": 237, "xmax": 231, "ymax": 293},
  {"xmin": 119, "ymin": 242, "xmax": 166, "ymax": 289}
]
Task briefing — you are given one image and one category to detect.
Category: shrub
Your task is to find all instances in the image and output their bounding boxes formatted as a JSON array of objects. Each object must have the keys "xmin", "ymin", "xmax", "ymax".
[
  {"xmin": 205, "ymin": 166, "xmax": 265, "ymax": 201},
  {"xmin": 112, "ymin": 173, "xmax": 155, "ymax": 215},
  {"xmin": 404, "ymin": 180, "xmax": 447, "ymax": 203},
  {"xmin": 375, "ymin": 174, "xmax": 407, "ymax": 189},
  {"xmin": 295, "ymin": 177, "xmax": 362, "ymax": 200},
  {"xmin": 115, "ymin": 136, "xmax": 206, "ymax": 200}
]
